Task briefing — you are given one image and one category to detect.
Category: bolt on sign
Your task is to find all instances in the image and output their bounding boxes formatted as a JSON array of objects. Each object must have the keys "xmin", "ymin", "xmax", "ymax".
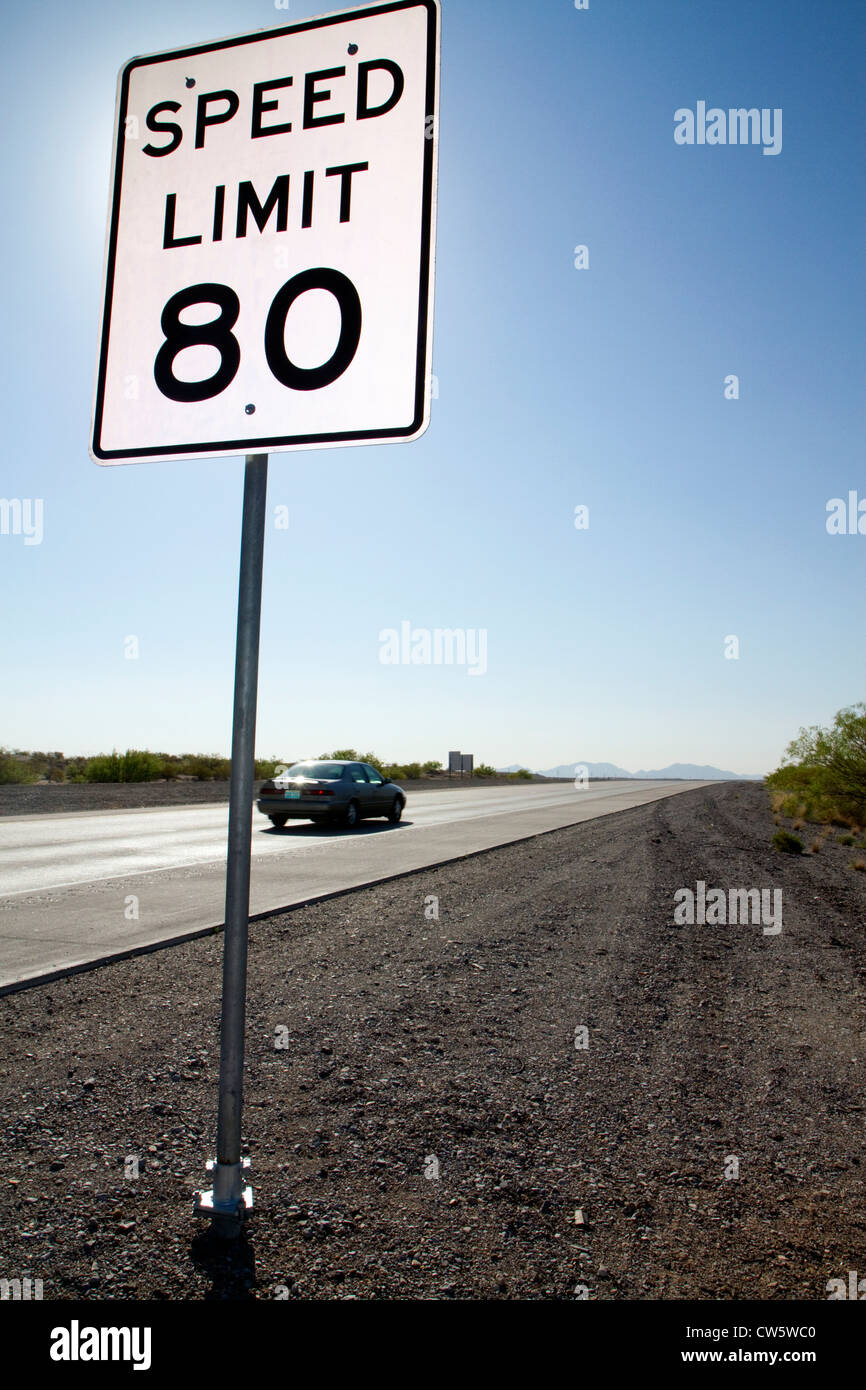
[{"xmin": 91, "ymin": 0, "xmax": 440, "ymax": 463}]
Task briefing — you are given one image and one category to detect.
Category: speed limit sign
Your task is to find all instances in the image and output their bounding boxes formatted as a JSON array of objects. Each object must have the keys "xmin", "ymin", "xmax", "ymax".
[{"xmin": 91, "ymin": 0, "xmax": 439, "ymax": 463}]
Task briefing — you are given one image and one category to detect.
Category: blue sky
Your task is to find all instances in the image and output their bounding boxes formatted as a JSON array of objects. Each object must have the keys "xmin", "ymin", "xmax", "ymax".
[{"xmin": 1, "ymin": 0, "xmax": 863, "ymax": 775}]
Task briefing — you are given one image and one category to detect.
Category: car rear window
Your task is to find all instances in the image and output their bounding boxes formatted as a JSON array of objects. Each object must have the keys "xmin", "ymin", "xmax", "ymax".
[{"xmin": 284, "ymin": 762, "xmax": 346, "ymax": 780}]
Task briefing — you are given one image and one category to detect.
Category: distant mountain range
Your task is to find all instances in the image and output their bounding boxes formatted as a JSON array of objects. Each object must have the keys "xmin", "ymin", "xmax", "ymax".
[{"xmin": 498, "ymin": 761, "xmax": 762, "ymax": 781}]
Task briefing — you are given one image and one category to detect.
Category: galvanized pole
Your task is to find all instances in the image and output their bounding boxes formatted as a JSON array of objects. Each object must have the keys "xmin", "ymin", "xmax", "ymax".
[{"xmin": 194, "ymin": 453, "xmax": 268, "ymax": 1237}]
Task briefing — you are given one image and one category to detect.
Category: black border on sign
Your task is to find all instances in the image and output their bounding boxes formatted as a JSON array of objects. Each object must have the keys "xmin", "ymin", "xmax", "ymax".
[{"xmin": 91, "ymin": 0, "xmax": 438, "ymax": 462}]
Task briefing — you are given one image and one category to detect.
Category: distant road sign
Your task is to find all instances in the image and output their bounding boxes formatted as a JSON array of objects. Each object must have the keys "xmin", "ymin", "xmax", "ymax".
[
  {"xmin": 448, "ymin": 750, "xmax": 461, "ymax": 773},
  {"xmin": 92, "ymin": 0, "xmax": 440, "ymax": 464},
  {"xmin": 461, "ymin": 753, "xmax": 473, "ymax": 774}
]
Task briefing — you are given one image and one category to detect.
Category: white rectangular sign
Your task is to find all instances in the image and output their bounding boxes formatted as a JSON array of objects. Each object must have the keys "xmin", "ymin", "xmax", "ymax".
[{"xmin": 91, "ymin": 0, "xmax": 440, "ymax": 464}]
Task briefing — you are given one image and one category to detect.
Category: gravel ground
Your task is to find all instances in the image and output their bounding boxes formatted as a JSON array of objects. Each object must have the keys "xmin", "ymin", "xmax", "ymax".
[
  {"xmin": 0, "ymin": 775, "xmax": 553, "ymax": 818},
  {"xmin": 1, "ymin": 781, "xmax": 864, "ymax": 1301}
]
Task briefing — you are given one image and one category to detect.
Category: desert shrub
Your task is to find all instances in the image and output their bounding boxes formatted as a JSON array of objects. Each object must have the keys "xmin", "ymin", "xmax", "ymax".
[
  {"xmin": 83, "ymin": 753, "xmax": 124, "ymax": 782},
  {"xmin": 84, "ymin": 749, "xmax": 164, "ymax": 782},
  {"xmin": 773, "ymin": 830, "xmax": 804, "ymax": 855},
  {"xmin": 24, "ymin": 751, "xmax": 51, "ymax": 780},
  {"xmin": 0, "ymin": 748, "xmax": 39, "ymax": 784},
  {"xmin": 123, "ymin": 750, "xmax": 164, "ymax": 781},
  {"xmin": 508, "ymin": 768, "xmax": 533, "ymax": 780},
  {"xmin": 767, "ymin": 704, "xmax": 866, "ymax": 825},
  {"xmin": 375, "ymin": 761, "xmax": 417, "ymax": 780},
  {"xmin": 50, "ymin": 746, "xmax": 484, "ymax": 785},
  {"xmin": 473, "ymin": 763, "xmax": 497, "ymax": 777},
  {"xmin": 177, "ymin": 754, "xmax": 231, "ymax": 781}
]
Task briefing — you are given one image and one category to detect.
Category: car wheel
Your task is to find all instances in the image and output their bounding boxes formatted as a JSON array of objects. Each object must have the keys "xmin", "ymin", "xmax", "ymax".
[
  {"xmin": 269, "ymin": 814, "xmax": 289, "ymax": 828},
  {"xmin": 344, "ymin": 799, "xmax": 361, "ymax": 829},
  {"xmin": 387, "ymin": 796, "xmax": 404, "ymax": 824}
]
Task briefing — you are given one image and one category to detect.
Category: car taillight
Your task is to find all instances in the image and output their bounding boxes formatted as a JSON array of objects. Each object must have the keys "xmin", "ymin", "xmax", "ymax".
[{"xmin": 306, "ymin": 788, "xmax": 334, "ymax": 797}]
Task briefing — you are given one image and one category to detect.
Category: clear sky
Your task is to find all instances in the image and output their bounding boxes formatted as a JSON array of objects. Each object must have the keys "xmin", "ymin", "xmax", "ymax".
[{"xmin": 1, "ymin": 0, "xmax": 863, "ymax": 776}]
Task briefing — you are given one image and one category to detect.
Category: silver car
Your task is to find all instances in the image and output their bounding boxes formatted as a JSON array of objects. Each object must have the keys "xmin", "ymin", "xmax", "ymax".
[{"xmin": 257, "ymin": 760, "xmax": 406, "ymax": 830}]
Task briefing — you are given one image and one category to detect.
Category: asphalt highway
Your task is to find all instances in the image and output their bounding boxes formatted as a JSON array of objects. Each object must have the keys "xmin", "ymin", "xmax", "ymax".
[{"xmin": 0, "ymin": 780, "xmax": 711, "ymax": 989}]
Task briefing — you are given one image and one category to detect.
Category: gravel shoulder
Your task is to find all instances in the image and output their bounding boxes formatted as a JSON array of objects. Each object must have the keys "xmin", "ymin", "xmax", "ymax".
[{"xmin": 1, "ymin": 780, "xmax": 864, "ymax": 1301}]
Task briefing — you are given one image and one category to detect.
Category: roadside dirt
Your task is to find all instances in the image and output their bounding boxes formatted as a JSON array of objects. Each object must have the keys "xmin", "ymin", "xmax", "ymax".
[{"xmin": 0, "ymin": 781, "xmax": 864, "ymax": 1300}]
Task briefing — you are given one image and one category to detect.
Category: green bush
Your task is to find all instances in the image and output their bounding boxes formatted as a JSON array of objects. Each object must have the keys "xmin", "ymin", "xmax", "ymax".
[
  {"xmin": 767, "ymin": 704, "xmax": 866, "ymax": 826},
  {"xmin": 80, "ymin": 750, "xmax": 288, "ymax": 783},
  {"xmin": 2, "ymin": 744, "xmax": 493, "ymax": 787},
  {"xmin": 124, "ymin": 750, "xmax": 165, "ymax": 781},
  {"xmin": 508, "ymin": 768, "xmax": 533, "ymax": 781},
  {"xmin": 0, "ymin": 748, "xmax": 39, "ymax": 784},
  {"xmin": 176, "ymin": 754, "xmax": 231, "ymax": 781},
  {"xmin": 83, "ymin": 753, "xmax": 123, "ymax": 782},
  {"xmin": 773, "ymin": 830, "xmax": 804, "ymax": 855},
  {"xmin": 84, "ymin": 749, "xmax": 165, "ymax": 783},
  {"xmin": 473, "ymin": 763, "xmax": 497, "ymax": 777}
]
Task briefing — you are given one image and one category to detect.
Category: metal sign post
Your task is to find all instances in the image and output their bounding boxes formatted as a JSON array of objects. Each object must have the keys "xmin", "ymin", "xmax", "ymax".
[
  {"xmin": 193, "ymin": 453, "xmax": 268, "ymax": 1235},
  {"xmin": 92, "ymin": 1, "xmax": 440, "ymax": 1242}
]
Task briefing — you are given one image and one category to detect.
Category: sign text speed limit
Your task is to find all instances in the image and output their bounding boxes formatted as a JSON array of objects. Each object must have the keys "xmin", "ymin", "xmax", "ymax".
[{"xmin": 91, "ymin": 1, "xmax": 439, "ymax": 463}]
